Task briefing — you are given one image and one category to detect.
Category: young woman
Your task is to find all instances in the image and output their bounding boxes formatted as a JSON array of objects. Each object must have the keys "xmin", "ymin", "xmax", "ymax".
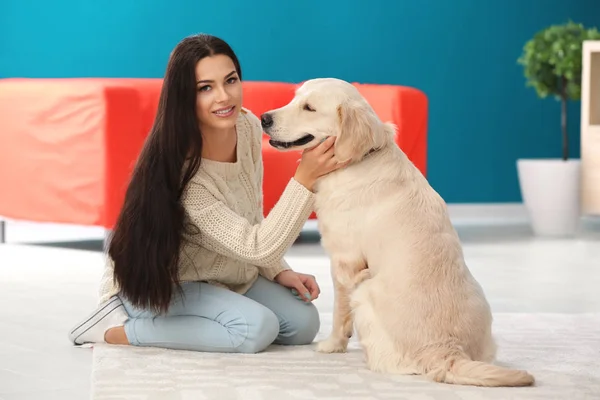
[{"xmin": 68, "ymin": 33, "xmax": 346, "ymax": 354}]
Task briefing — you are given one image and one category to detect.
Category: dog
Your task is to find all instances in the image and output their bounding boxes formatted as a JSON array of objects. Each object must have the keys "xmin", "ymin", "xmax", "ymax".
[{"xmin": 261, "ymin": 78, "xmax": 535, "ymax": 387}]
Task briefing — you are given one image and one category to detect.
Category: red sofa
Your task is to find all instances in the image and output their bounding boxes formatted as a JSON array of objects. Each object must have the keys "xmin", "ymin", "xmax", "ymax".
[{"xmin": 0, "ymin": 78, "xmax": 427, "ymax": 229}]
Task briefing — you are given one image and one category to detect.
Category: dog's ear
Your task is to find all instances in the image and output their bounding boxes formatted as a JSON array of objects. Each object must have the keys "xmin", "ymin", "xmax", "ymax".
[{"xmin": 335, "ymin": 101, "xmax": 382, "ymax": 163}]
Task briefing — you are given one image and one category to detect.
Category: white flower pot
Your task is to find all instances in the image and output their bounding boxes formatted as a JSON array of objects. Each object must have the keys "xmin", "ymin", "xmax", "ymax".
[{"xmin": 517, "ymin": 159, "xmax": 581, "ymax": 236}]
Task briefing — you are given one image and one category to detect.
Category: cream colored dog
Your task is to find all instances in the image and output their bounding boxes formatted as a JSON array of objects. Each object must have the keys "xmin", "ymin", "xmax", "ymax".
[{"xmin": 261, "ymin": 78, "xmax": 535, "ymax": 387}]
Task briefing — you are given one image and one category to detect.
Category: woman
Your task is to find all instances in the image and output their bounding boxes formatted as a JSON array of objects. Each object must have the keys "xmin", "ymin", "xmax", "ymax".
[{"xmin": 68, "ymin": 33, "xmax": 345, "ymax": 353}]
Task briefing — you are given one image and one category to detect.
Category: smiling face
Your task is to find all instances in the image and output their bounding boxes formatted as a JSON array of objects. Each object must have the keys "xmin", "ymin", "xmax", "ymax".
[{"xmin": 195, "ymin": 54, "xmax": 243, "ymax": 133}]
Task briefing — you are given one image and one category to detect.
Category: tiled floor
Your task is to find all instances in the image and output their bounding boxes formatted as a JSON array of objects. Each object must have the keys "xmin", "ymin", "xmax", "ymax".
[{"xmin": 0, "ymin": 211, "xmax": 599, "ymax": 399}]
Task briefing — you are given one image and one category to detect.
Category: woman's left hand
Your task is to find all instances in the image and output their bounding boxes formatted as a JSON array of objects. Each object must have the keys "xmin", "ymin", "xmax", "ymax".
[{"xmin": 274, "ymin": 270, "xmax": 320, "ymax": 302}]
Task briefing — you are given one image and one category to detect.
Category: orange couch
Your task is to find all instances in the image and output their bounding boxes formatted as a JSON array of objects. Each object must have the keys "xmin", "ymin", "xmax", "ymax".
[{"xmin": 0, "ymin": 78, "xmax": 427, "ymax": 229}]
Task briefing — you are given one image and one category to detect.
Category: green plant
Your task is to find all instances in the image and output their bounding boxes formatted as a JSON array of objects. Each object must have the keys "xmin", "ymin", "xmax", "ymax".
[{"xmin": 518, "ymin": 21, "xmax": 600, "ymax": 160}]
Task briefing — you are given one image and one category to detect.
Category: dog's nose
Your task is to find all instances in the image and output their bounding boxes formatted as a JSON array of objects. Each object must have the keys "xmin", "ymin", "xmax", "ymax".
[{"xmin": 261, "ymin": 113, "xmax": 273, "ymax": 128}]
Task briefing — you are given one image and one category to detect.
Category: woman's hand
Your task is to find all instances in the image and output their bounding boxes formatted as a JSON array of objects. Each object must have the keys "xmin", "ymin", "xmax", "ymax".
[
  {"xmin": 274, "ymin": 270, "xmax": 320, "ymax": 302},
  {"xmin": 294, "ymin": 136, "xmax": 349, "ymax": 191}
]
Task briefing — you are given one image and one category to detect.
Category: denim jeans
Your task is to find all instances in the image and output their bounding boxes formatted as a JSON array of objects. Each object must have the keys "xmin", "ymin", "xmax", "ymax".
[{"xmin": 120, "ymin": 276, "xmax": 320, "ymax": 353}]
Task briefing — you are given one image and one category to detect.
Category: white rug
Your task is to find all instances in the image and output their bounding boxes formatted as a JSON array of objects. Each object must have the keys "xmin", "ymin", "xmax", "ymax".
[{"xmin": 90, "ymin": 313, "xmax": 600, "ymax": 400}]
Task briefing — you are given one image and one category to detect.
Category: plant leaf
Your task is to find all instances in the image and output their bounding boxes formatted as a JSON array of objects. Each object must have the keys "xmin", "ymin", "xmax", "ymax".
[{"xmin": 517, "ymin": 20, "xmax": 600, "ymax": 101}]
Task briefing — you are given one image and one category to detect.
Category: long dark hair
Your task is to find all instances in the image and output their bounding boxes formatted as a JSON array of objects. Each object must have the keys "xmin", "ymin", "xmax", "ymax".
[{"xmin": 108, "ymin": 34, "xmax": 242, "ymax": 314}]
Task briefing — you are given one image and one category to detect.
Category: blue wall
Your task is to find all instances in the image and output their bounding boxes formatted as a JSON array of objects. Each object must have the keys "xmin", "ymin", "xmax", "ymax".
[{"xmin": 2, "ymin": 0, "xmax": 599, "ymax": 203}]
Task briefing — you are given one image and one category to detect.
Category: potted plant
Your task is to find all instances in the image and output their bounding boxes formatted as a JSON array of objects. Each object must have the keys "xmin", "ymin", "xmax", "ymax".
[{"xmin": 517, "ymin": 21, "xmax": 600, "ymax": 236}]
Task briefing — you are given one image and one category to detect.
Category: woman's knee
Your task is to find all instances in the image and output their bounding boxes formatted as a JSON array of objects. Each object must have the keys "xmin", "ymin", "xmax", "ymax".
[
  {"xmin": 235, "ymin": 307, "xmax": 280, "ymax": 354},
  {"xmin": 279, "ymin": 302, "xmax": 321, "ymax": 345}
]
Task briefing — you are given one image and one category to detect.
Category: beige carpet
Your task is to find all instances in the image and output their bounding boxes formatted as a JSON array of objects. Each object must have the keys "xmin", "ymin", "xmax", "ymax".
[{"xmin": 91, "ymin": 313, "xmax": 600, "ymax": 400}]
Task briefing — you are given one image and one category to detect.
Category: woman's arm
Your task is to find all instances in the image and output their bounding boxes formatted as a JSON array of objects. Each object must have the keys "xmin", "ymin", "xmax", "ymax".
[
  {"xmin": 257, "ymin": 258, "xmax": 293, "ymax": 281},
  {"xmin": 249, "ymin": 127, "xmax": 294, "ymax": 280},
  {"xmin": 183, "ymin": 177, "xmax": 314, "ymax": 269}
]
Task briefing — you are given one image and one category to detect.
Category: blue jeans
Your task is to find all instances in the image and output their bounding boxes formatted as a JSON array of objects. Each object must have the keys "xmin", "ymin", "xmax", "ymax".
[{"xmin": 120, "ymin": 276, "xmax": 320, "ymax": 353}]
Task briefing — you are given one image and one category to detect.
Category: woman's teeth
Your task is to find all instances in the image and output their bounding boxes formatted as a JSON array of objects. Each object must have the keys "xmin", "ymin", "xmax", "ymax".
[{"xmin": 214, "ymin": 106, "xmax": 234, "ymax": 115}]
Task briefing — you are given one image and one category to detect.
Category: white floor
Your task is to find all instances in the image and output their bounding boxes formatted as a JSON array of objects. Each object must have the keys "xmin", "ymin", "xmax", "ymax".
[{"xmin": 0, "ymin": 208, "xmax": 599, "ymax": 399}]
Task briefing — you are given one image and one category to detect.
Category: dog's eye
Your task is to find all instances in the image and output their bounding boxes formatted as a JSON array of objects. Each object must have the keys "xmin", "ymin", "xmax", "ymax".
[{"xmin": 303, "ymin": 103, "xmax": 316, "ymax": 112}]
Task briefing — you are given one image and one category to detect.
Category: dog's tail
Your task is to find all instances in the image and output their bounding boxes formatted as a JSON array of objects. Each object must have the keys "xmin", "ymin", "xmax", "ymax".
[{"xmin": 426, "ymin": 352, "xmax": 535, "ymax": 387}]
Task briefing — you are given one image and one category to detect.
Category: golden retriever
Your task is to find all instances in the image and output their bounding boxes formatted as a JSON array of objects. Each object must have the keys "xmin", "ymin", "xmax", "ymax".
[{"xmin": 261, "ymin": 78, "xmax": 535, "ymax": 387}]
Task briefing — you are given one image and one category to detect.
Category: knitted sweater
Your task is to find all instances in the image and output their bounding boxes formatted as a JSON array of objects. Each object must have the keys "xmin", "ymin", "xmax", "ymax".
[{"xmin": 97, "ymin": 108, "xmax": 315, "ymax": 304}]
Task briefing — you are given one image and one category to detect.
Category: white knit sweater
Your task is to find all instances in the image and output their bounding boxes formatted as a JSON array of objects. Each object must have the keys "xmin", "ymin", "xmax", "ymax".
[{"xmin": 97, "ymin": 108, "xmax": 315, "ymax": 304}]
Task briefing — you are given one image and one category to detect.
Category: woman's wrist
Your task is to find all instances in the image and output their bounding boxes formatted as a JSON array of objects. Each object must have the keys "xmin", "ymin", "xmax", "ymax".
[
  {"xmin": 293, "ymin": 171, "xmax": 314, "ymax": 192},
  {"xmin": 274, "ymin": 269, "xmax": 291, "ymax": 282}
]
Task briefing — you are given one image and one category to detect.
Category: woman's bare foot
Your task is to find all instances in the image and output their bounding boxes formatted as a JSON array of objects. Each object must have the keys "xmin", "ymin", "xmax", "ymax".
[{"xmin": 104, "ymin": 326, "xmax": 130, "ymax": 345}]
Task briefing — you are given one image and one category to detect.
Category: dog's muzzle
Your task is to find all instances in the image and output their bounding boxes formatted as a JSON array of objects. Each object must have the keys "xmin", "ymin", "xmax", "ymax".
[{"xmin": 269, "ymin": 134, "xmax": 315, "ymax": 149}]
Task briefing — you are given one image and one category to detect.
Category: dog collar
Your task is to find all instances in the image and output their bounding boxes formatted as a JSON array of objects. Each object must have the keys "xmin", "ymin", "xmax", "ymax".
[{"xmin": 363, "ymin": 147, "xmax": 382, "ymax": 158}]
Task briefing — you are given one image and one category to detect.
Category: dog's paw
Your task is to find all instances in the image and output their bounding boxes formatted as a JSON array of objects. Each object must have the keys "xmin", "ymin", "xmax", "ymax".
[{"xmin": 316, "ymin": 337, "xmax": 348, "ymax": 353}]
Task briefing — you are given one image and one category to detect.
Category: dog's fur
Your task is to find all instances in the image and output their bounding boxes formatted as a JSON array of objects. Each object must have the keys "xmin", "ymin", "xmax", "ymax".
[{"xmin": 262, "ymin": 78, "xmax": 535, "ymax": 387}]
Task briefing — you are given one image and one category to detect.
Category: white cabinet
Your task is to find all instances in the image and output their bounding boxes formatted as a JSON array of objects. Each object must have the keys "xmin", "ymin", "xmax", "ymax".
[{"xmin": 581, "ymin": 40, "xmax": 600, "ymax": 215}]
